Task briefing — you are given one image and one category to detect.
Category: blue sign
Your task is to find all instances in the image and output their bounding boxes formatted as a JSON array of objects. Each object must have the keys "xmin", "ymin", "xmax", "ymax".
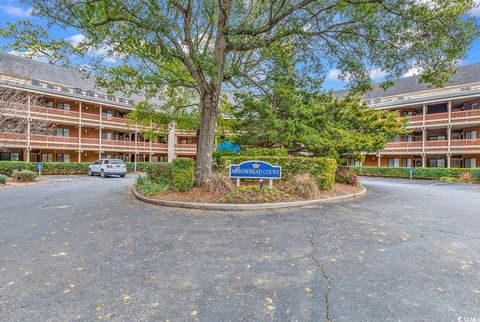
[
  {"xmin": 229, "ymin": 161, "xmax": 282, "ymax": 179},
  {"xmin": 37, "ymin": 163, "xmax": 43, "ymax": 170},
  {"xmin": 216, "ymin": 140, "xmax": 240, "ymax": 153},
  {"xmin": 408, "ymin": 167, "xmax": 414, "ymax": 175}
]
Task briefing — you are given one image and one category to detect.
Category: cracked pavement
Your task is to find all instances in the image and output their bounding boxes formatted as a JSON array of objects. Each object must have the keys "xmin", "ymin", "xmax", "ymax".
[{"xmin": 0, "ymin": 175, "xmax": 479, "ymax": 321}]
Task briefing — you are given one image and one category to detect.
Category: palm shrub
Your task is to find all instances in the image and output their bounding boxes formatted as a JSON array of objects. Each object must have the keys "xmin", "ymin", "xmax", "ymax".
[{"xmin": 284, "ymin": 173, "xmax": 320, "ymax": 199}]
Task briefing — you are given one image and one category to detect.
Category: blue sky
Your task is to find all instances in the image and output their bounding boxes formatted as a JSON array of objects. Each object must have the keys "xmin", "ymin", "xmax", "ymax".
[{"xmin": 1, "ymin": 0, "xmax": 479, "ymax": 91}]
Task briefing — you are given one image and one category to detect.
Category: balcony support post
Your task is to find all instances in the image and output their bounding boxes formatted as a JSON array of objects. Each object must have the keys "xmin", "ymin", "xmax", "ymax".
[
  {"xmin": 78, "ymin": 102, "xmax": 82, "ymax": 162},
  {"xmin": 134, "ymin": 130, "xmax": 138, "ymax": 171},
  {"xmin": 422, "ymin": 154, "xmax": 426, "ymax": 168},
  {"xmin": 99, "ymin": 105, "xmax": 102, "ymax": 159},
  {"xmin": 447, "ymin": 100, "xmax": 452, "ymax": 124},
  {"xmin": 447, "ymin": 125, "xmax": 452, "ymax": 168},
  {"xmin": 168, "ymin": 122, "xmax": 176, "ymax": 162},
  {"xmin": 149, "ymin": 120, "xmax": 153, "ymax": 162},
  {"xmin": 422, "ymin": 104, "xmax": 427, "ymax": 126},
  {"xmin": 377, "ymin": 153, "xmax": 381, "ymax": 167},
  {"xmin": 422, "ymin": 127, "xmax": 426, "ymax": 156},
  {"xmin": 26, "ymin": 93, "xmax": 31, "ymax": 162}
]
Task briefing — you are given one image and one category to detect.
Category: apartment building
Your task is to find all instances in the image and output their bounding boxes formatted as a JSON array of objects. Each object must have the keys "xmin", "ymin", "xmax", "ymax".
[
  {"xmin": 340, "ymin": 64, "xmax": 480, "ymax": 168},
  {"xmin": 0, "ymin": 52, "xmax": 197, "ymax": 163}
]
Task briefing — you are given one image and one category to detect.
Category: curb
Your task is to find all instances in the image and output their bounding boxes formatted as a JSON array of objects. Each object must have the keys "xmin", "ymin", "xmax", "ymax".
[{"xmin": 132, "ymin": 186, "xmax": 367, "ymax": 211}]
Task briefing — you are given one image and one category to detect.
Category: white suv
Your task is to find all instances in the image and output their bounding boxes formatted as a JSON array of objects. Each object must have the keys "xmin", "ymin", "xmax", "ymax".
[{"xmin": 87, "ymin": 159, "xmax": 127, "ymax": 178}]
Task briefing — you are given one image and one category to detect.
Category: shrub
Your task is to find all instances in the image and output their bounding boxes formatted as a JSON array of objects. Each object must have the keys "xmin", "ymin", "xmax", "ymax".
[
  {"xmin": 172, "ymin": 157, "xmax": 195, "ymax": 192},
  {"xmin": 284, "ymin": 173, "xmax": 320, "ymax": 199},
  {"xmin": 221, "ymin": 186, "xmax": 290, "ymax": 204},
  {"xmin": 220, "ymin": 156, "xmax": 336, "ymax": 190},
  {"xmin": 335, "ymin": 168, "xmax": 359, "ymax": 186},
  {"xmin": 458, "ymin": 171, "xmax": 475, "ymax": 183},
  {"xmin": 202, "ymin": 171, "xmax": 235, "ymax": 195},
  {"xmin": 135, "ymin": 175, "xmax": 169, "ymax": 196},
  {"xmin": 238, "ymin": 148, "xmax": 288, "ymax": 157},
  {"xmin": 0, "ymin": 174, "xmax": 7, "ymax": 184},
  {"xmin": 146, "ymin": 162, "xmax": 173, "ymax": 185},
  {"xmin": 12, "ymin": 170, "xmax": 37, "ymax": 181},
  {"xmin": 347, "ymin": 166, "xmax": 480, "ymax": 182}
]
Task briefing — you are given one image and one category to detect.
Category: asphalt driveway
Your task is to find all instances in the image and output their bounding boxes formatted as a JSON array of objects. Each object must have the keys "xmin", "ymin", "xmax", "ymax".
[{"xmin": 0, "ymin": 175, "xmax": 479, "ymax": 321}]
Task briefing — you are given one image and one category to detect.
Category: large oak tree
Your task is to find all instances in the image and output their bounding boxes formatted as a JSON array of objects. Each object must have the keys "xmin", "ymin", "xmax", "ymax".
[{"xmin": 25, "ymin": 0, "xmax": 478, "ymax": 185}]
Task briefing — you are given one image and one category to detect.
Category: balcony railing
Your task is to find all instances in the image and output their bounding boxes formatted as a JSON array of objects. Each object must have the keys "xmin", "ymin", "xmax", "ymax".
[
  {"xmin": 381, "ymin": 139, "xmax": 480, "ymax": 154},
  {"xmin": 404, "ymin": 109, "xmax": 480, "ymax": 128},
  {"xmin": 0, "ymin": 132, "xmax": 167, "ymax": 153},
  {"xmin": 174, "ymin": 143, "xmax": 197, "ymax": 154}
]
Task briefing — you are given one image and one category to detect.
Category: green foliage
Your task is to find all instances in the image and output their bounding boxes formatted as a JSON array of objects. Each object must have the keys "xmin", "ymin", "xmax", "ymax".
[
  {"xmin": 12, "ymin": 170, "xmax": 37, "ymax": 181},
  {"xmin": 284, "ymin": 173, "xmax": 320, "ymax": 199},
  {"xmin": 0, "ymin": 174, "xmax": 7, "ymax": 184},
  {"xmin": 0, "ymin": 21, "xmax": 85, "ymax": 66},
  {"xmin": 238, "ymin": 148, "xmax": 288, "ymax": 157},
  {"xmin": 146, "ymin": 163, "xmax": 173, "ymax": 185},
  {"xmin": 335, "ymin": 168, "xmax": 359, "ymax": 186},
  {"xmin": 0, "ymin": 161, "xmax": 152, "ymax": 176},
  {"xmin": 172, "ymin": 158, "xmax": 195, "ymax": 192},
  {"xmin": 135, "ymin": 175, "xmax": 169, "ymax": 196},
  {"xmin": 348, "ymin": 166, "xmax": 480, "ymax": 182},
  {"xmin": 221, "ymin": 186, "xmax": 290, "ymax": 204},
  {"xmin": 221, "ymin": 156, "xmax": 336, "ymax": 190}
]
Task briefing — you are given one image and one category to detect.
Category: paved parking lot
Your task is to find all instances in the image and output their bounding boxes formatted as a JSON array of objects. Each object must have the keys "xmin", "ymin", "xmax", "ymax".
[{"xmin": 0, "ymin": 175, "xmax": 479, "ymax": 321}]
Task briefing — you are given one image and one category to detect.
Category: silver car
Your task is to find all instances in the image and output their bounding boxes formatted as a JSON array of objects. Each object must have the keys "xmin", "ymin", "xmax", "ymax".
[{"xmin": 87, "ymin": 159, "xmax": 127, "ymax": 178}]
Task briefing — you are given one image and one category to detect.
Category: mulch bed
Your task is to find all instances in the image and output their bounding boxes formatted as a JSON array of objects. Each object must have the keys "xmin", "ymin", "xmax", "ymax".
[{"xmin": 146, "ymin": 183, "xmax": 363, "ymax": 204}]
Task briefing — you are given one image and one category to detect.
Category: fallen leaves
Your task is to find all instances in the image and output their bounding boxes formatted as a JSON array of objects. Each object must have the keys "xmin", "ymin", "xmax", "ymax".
[
  {"xmin": 121, "ymin": 294, "xmax": 131, "ymax": 304},
  {"xmin": 304, "ymin": 287, "xmax": 313, "ymax": 294}
]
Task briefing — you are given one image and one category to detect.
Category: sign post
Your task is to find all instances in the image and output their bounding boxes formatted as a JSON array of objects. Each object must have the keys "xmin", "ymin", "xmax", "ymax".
[
  {"xmin": 408, "ymin": 167, "xmax": 414, "ymax": 180},
  {"xmin": 229, "ymin": 161, "xmax": 282, "ymax": 188},
  {"xmin": 37, "ymin": 162, "xmax": 43, "ymax": 176}
]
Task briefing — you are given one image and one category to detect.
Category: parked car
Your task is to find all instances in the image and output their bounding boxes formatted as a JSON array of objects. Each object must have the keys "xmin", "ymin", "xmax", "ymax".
[{"xmin": 87, "ymin": 159, "xmax": 127, "ymax": 178}]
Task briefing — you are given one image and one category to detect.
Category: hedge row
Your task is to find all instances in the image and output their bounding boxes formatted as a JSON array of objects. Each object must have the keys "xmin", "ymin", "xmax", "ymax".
[
  {"xmin": 347, "ymin": 166, "xmax": 480, "ymax": 182},
  {"xmin": 0, "ymin": 161, "xmax": 154, "ymax": 176},
  {"xmin": 220, "ymin": 156, "xmax": 337, "ymax": 189},
  {"xmin": 172, "ymin": 158, "xmax": 195, "ymax": 191}
]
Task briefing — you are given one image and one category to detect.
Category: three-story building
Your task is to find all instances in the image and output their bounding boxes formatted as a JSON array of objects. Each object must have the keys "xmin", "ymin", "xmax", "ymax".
[
  {"xmin": 340, "ymin": 64, "xmax": 480, "ymax": 168},
  {"xmin": 0, "ymin": 52, "xmax": 197, "ymax": 163}
]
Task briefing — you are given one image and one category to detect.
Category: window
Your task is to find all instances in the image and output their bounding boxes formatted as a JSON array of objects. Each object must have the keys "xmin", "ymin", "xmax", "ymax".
[
  {"xmin": 465, "ymin": 103, "xmax": 479, "ymax": 110},
  {"xmin": 402, "ymin": 111, "xmax": 413, "ymax": 117},
  {"xmin": 392, "ymin": 135, "xmax": 400, "ymax": 142},
  {"xmin": 401, "ymin": 135, "xmax": 412, "ymax": 142},
  {"xmin": 101, "ymin": 154, "xmax": 112, "ymax": 159},
  {"xmin": 56, "ymin": 102, "xmax": 70, "ymax": 110},
  {"xmin": 41, "ymin": 153, "xmax": 53, "ymax": 162},
  {"xmin": 0, "ymin": 152, "xmax": 19, "ymax": 161},
  {"xmin": 465, "ymin": 158, "xmax": 477, "ymax": 168},
  {"xmin": 428, "ymin": 159, "xmax": 446, "ymax": 168},
  {"xmin": 429, "ymin": 135, "xmax": 446, "ymax": 141},
  {"xmin": 105, "ymin": 159, "xmax": 124, "ymax": 164},
  {"xmin": 56, "ymin": 128, "xmax": 70, "ymax": 137},
  {"xmin": 349, "ymin": 159, "xmax": 361, "ymax": 166},
  {"xmin": 151, "ymin": 156, "xmax": 158, "ymax": 162},
  {"xmin": 56, "ymin": 153, "xmax": 70, "ymax": 162},
  {"xmin": 402, "ymin": 158, "xmax": 412, "ymax": 168},
  {"xmin": 45, "ymin": 101, "xmax": 54, "ymax": 108},
  {"xmin": 159, "ymin": 156, "xmax": 168, "ymax": 162},
  {"xmin": 451, "ymin": 132, "xmax": 462, "ymax": 140},
  {"xmin": 387, "ymin": 158, "xmax": 400, "ymax": 168},
  {"xmin": 465, "ymin": 131, "xmax": 477, "ymax": 140},
  {"xmin": 101, "ymin": 132, "xmax": 113, "ymax": 140}
]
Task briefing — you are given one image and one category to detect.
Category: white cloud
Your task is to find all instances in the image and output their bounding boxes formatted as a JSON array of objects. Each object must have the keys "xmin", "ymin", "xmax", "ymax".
[
  {"xmin": 403, "ymin": 67, "xmax": 423, "ymax": 77},
  {"xmin": 326, "ymin": 68, "xmax": 386, "ymax": 82},
  {"xmin": 472, "ymin": 0, "xmax": 480, "ymax": 16},
  {"xmin": 1, "ymin": 5, "xmax": 32, "ymax": 17},
  {"xmin": 66, "ymin": 34, "xmax": 86, "ymax": 47},
  {"xmin": 8, "ymin": 50, "xmax": 49, "ymax": 63}
]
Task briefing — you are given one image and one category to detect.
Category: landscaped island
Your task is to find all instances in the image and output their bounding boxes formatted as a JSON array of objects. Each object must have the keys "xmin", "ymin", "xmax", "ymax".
[{"xmin": 134, "ymin": 148, "xmax": 362, "ymax": 204}]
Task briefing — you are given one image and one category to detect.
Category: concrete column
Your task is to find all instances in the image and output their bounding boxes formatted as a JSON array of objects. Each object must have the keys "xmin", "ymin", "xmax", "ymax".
[
  {"xmin": 26, "ymin": 93, "xmax": 31, "ymax": 162},
  {"xmin": 447, "ymin": 154, "xmax": 451, "ymax": 168},
  {"xmin": 422, "ymin": 104, "xmax": 427, "ymax": 126},
  {"xmin": 422, "ymin": 127, "xmax": 426, "ymax": 156},
  {"xmin": 422, "ymin": 154, "xmax": 426, "ymax": 168},
  {"xmin": 167, "ymin": 122, "xmax": 176, "ymax": 162},
  {"xmin": 134, "ymin": 131, "xmax": 138, "ymax": 171},
  {"xmin": 377, "ymin": 153, "xmax": 381, "ymax": 167},
  {"xmin": 447, "ymin": 125, "xmax": 451, "ymax": 166},
  {"xmin": 99, "ymin": 105, "xmax": 102, "ymax": 159},
  {"xmin": 447, "ymin": 100, "xmax": 452, "ymax": 123},
  {"xmin": 78, "ymin": 102, "xmax": 82, "ymax": 162}
]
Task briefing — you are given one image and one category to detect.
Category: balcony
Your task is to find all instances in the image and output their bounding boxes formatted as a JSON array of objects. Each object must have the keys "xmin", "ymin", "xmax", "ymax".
[
  {"xmin": 405, "ymin": 109, "xmax": 480, "ymax": 128},
  {"xmin": 174, "ymin": 143, "xmax": 197, "ymax": 155},
  {"xmin": 381, "ymin": 139, "xmax": 480, "ymax": 154},
  {"xmin": 0, "ymin": 132, "xmax": 167, "ymax": 153},
  {"xmin": 382, "ymin": 141, "xmax": 423, "ymax": 153}
]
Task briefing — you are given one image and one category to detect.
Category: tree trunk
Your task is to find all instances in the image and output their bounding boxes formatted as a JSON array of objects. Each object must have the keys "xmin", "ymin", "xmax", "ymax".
[{"xmin": 194, "ymin": 90, "xmax": 219, "ymax": 186}]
